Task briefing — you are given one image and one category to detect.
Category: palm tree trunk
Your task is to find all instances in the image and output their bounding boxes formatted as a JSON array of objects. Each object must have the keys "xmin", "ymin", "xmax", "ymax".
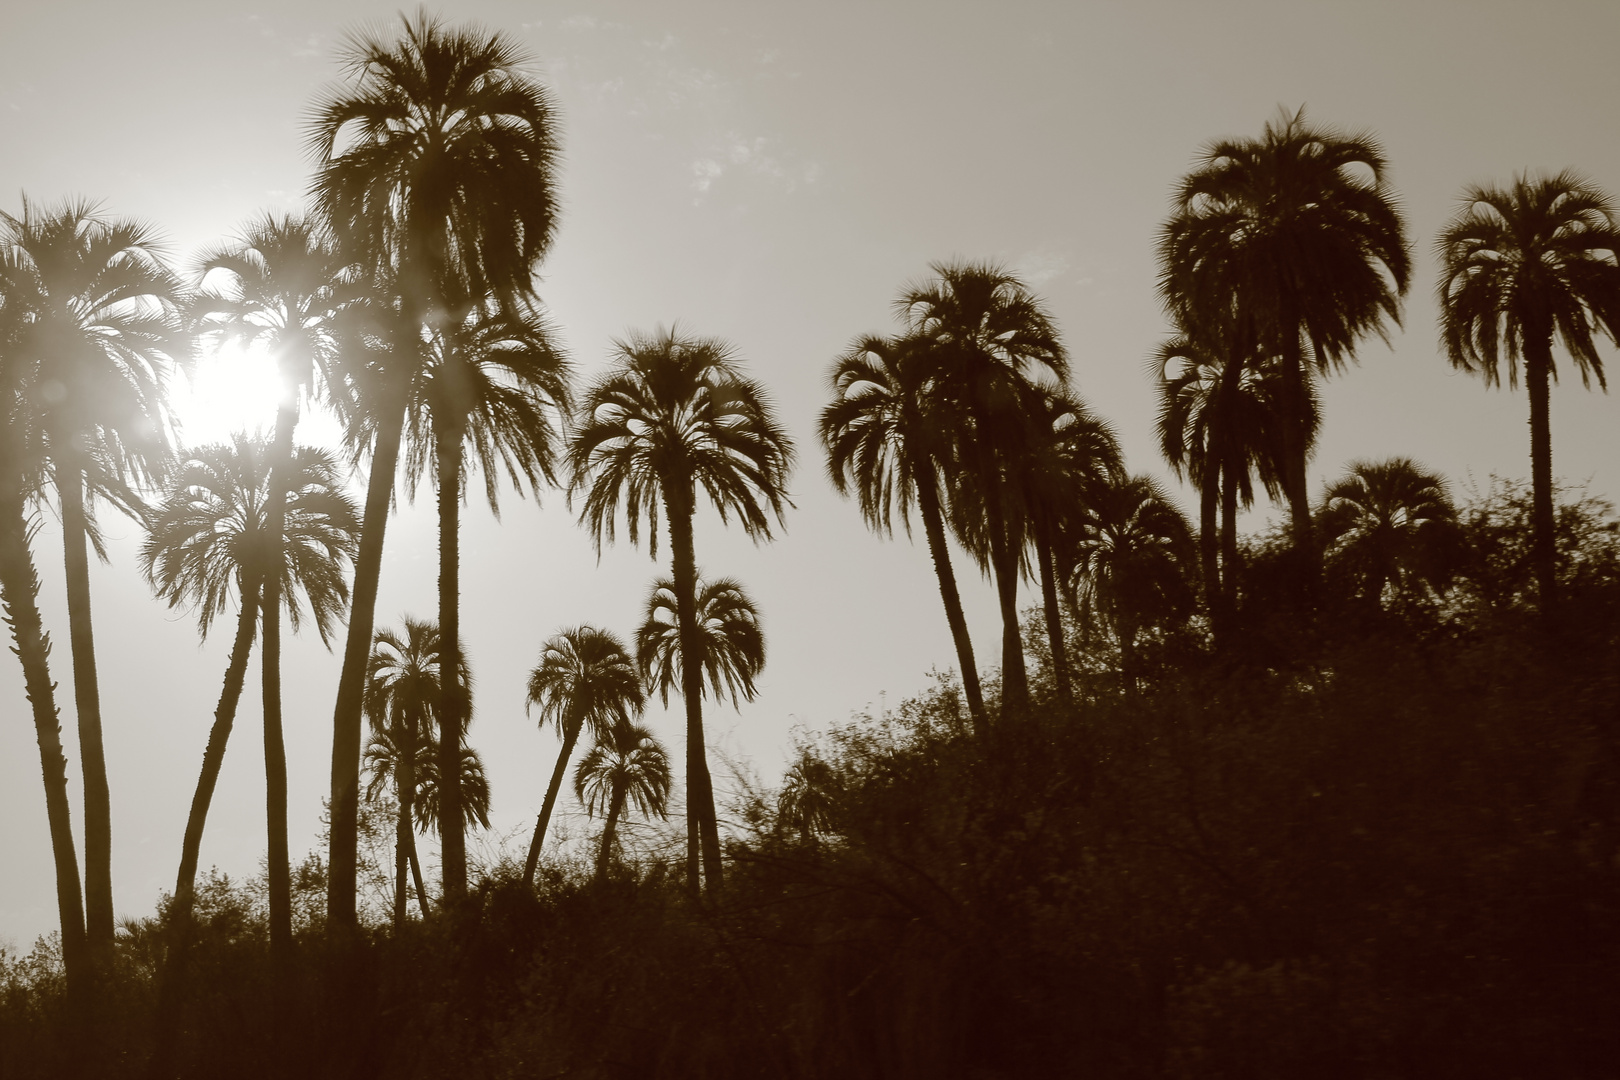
[
  {"xmin": 1220, "ymin": 458, "xmax": 1240, "ymax": 624},
  {"xmin": 394, "ymin": 719, "xmax": 415, "ymax": 930},
  {"xmin": 915, "ymin": 473, "xmax": 986, "ymax": 733},
  {"xmin": 407, "ymin": 833, "xmax": 428, "ymax": 919},
  {"xmin": 328, "ymin": 400, "xmax": 406, "ymax": 930},
  {"xmin": 151, "ymin": 576, "xmax": 260, "ymax": 1078},
  {"xmin": 988, "ymin": 511, "xmax": 1028, "ymax": 717},
  {"xmin": 0, "ymin": 480, "xmax": 88, "ymax": 994},
  {"xmin": 1527, "ymin": 338, "xmax": 1558, "ymax": 617},
  {"xmin": 669, "ymin": 486, "xmax": 723, "ymax": 894},
  {"xmin": 58, "ymin": 463, "xmax": 113, "ymax": 954},
  {"xmin": 436, "ymin": 422, "xmax": 467, "ymax": 903},
  {"xmin": 596, "ymin": 785, "xmax": 628, "ymax": 881},
  {"xmin": 1198, "ymin": 458, "xmax": 1219, "ymax": 624},
  {"xmin": 261, "ymin": 404, "xmax": 297, "ymax": 965},
  {"xmin": 1035, "ymin": 524, "xmax": 1073, "ymax": 715},
  {"xmin": 523, "ymin": 721, "xmax": 581, "ymax": 885}
]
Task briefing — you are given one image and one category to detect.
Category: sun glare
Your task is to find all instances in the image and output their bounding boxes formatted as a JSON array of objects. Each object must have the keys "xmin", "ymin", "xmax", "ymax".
[{"xmin": 170, "ymin": 340, "xmax": 288, "ymax": 449}]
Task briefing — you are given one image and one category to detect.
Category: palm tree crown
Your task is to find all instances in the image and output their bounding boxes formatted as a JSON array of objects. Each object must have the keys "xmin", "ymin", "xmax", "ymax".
[
  {"xmin": 1318, "ymin": 458, "xmax": 1461, "ymax": 610},
  {"xmin": 637, "ymin": 576, "xmax": 767, "ymax": 709}
]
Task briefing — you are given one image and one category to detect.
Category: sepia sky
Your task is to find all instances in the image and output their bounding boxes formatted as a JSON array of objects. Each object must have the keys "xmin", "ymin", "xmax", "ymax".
[{"xmin": 3, "ymin": 0, "xmax": 1618, "ymax": 947}]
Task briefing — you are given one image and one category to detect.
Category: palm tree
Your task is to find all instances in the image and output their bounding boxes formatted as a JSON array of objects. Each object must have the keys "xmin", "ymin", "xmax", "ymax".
[
  {"xmin": 1065, "ymin": 474, "xmax": 1196, "ymax": 693},
  {"xmin": 820, "ymin": 334, "xmax": 987, "ymax": 732},
  {"xmin": 1318, "ymin": 458, "xmax": 1461, "ymax": 612},
  {"xmin": 637, "ymin": 575, "xmax": 767, "ymax": 710},
  {"xmin": 1436, "ymin": 172, "xmax": 1620, "ymax": 614},
  {"xmin": 571, "ymin": 328, "xmax": 793, "ymax": 893},
  {"xmin": 193, "ymin": 213, "xmax": 350, "ymax": 956},
  {"xmin": 0, "ymin": 197, "xmax": 186, "ymax": 952},
  {"xmin": 898, "ymin": 261, "xmax": 1068, "ymax": 718},
  {"xmin": 574, "ymin": 723, "xmax": 671, "ymax": 881},
  {"xmin": 310, "ymin": 10, "xmax": 563, "ymax": 922},
  {"xmin": 1158, "ymin": 107, "xmax": 1410, "ymax": 563},
  {"xmin": 521, "ymin": 626, "xmax": 644, "ymax": 886},
  {"xmin": 0, "ymin": 276, "xmax": 87, "ymax": 994},
  {"xmin": 401, "ymin": 306, "xmax": 569, "ymax": 900},
  {"xmin": 361, "ymin": 618, "xmax": 463, "ymax": 924}
]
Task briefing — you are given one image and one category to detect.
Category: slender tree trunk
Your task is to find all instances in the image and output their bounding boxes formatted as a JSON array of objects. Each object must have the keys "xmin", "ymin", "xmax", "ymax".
[
  {"xmin": 407, "ymin": 833, "xmax": 428, "ymax": 919},
  {"xmin": 261, "ymin": 404, "xmax": 297, "ymax": 965},
  {"xmin": 1526, "ymin": 338, "xmax": 1558, "ymax": 618},
  {"xmin": 988, "ymin": 517, "xmax": 1027, "ymax": 717},
  {"xmin": 1220, "ymin": 458, "xmax": 1240, "ymax": 624},
  {"xmin": 596, "ymin": 785, "xmax": 628, "ymax": 881},
  {"xmin": 523, "ymin": 721, "xmax": 581, "ymax": 885},
  {"xmin": 669, "ymin": 487, "xmax": 723, "ymax": 893},
  {"xmin": 150, "ymin": 577, "xmax": 259, "ymax": 1079},
  {"xmin": 436, "ymin": 422, "xmax": 467, "ymax": 903},
  {"xmin": 1119, "ymin": 622, "xmax": 1140, "ymax": 697},
  {"xmin": 393, "ymin": 717, "xmax": 416, "ymax": 930},
  {"xmin": 58, "ymin": 463, "xmax": 113, "ymax": 954},
  {"xmin": 1036, "ymin": 524, "xmax": 1073, "ymax": 715},
  {"xmin": 915, "ymin": 473, "xmax": 986, "ymax": 733},
  {"xmin": 1198, "ymin": 458, "xmax": 1219, "ymax": 626},
  {"xmin": 329, "ymin": 400, "xmax": 406, "ymax": 930},
  {"xmin": 0, "ymin": 482, "xmax": 88, "ymax": 995}
]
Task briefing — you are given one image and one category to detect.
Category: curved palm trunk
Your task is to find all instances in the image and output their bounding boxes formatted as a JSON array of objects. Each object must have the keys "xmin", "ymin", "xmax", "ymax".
[
  {"xmin": 151, "ymin": 576, "xmax": 260, "ymax": 1078},
  {"xmin": 915, "ymin": 472, "xmax": 986, "ymax": 733},
  {"xmin": 596, "ymin": 785, "xmax": 629, "ymax": 881},
  {"xmin": 392, "ymin": 714, "xmax": 417, "ymax": 929},
  {"xmin": 669, "ymin": 487, "xmax": 723, "ymax": 894},
  {"xmin": 988, "ymin": 509, "xmax": 1028, "ymax": 717},
  {"xmin": 436, "ymin": 422, "xmax": 467, "ymax": 903},
  {"xmin": 1035, "ymin": 524, "xmax": 1073, "ymax": 715},
  {"xmin": 523, "ymin": 720, "xmax": 581, "ymax": 885},
  {"xmin": 0, "ymin": 480, "xmax": 88, "ymax": 994},
  {"xmin": 1526, "ymin": 338, "xmax": 1558, "ymax": 618},
  {"xmin": 407, "ymin": 837, "xmax": 428, "ymax": 919},
  {"xmin": 261, "ymin": 404, "xmax": 298, "ymax": 967},
  {"xmin": 58, "ymin": 463, "xmax": 114, "ymax": 954},
  {"xmin": 329, "ymin": 400, "xmax": 406, "ymax": 930}
]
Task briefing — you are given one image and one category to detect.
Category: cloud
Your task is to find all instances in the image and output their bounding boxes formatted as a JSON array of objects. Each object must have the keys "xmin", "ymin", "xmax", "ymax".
[
  {"xmin": 692, "ymin": 158, "xmax": 724, "ymax": 193},
  {"xmin": 1012, "ymin": 250, "xmax": 1072, "ymax": 287}
]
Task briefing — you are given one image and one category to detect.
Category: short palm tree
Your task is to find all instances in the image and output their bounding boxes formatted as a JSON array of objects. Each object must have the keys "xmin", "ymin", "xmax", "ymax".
[
  {"xmin": 0, "ymin": 196, "xmax": 186, "ymax": 952},
  {"xmin": 1065, "ymin": 474, "xmax": 1196, "ymax": 692},
  {"xmin": 571, "ymin": 328, "xmax": 793, "ymax": 893},
  {"xmin": 193, "ymin": 212, "xmax": 350, "ymax": 955},
  {"xmin": 522, "ymin": 626, "xmax": 644, "ymax": 886},
  {"xmin": 899, "ymin": 261, "xmax": 1068, "ymax": 718},
  {"xmin": 1158, "ymin": 107, "xmax": 1410, "ymax": 560},
  {"xmin": 821, "ymin": 333, "xmax": 987, "ymax": 732},
  {"xmin": 574, "ymin": 722, "xmax": 671, "ymax": 881},
  {"xmin": 1318, "ymin": 458, "xmax": 1461, "ymax": 611},
  {"xmin": 401, "ymin": 306, "xmax": 569, "ymax": 899},
  {"xmin": 637, "ymin": 575, "xmax": 767, "ymax": 710},
  {"xmin": 309, "ymin": 11, "xmax": 563, "ymax": 921},
  {"xmin": 1436, "ymin": 172, "xmax": 1620, "ymax": 614}
]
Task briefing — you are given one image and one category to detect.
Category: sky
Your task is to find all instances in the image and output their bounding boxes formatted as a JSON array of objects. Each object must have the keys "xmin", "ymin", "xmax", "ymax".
[{"xmin": 3, "ymin": 0, "xmax": 1619, "ymax": 948}]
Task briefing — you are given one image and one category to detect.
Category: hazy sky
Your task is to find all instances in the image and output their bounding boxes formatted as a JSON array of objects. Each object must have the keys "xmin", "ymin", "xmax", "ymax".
[{"xmin": 3, "ymin": 0, "xmax": 1618, "ymax": 948}]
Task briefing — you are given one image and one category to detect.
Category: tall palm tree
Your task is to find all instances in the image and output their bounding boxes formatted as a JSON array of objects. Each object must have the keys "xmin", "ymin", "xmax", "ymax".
[
  {"xmin": 1318, "ymin": 458, "xmax": 1461, "ymax": 612},
  {"xmin": 637, "ymin": 575, "xmax": 767, "ymax": 710},
  {"xmin": 1436, "ymin": 172, "xmax": 1620, "ymax": 614},
  {"xmin": 1158, "ymin": 107, "xmax": 1410, "ymax": 563},
  {"xmin": 571, "ymin": 328, "xmax": 793, "ymax": 893},
  {"xmin": 0, "ymin": 277, "xmax": 86, "ymax": 995},
  {"xmin": 1065, "ymin": 474, "xmax": 1196, "ymax": 693},
  {"xmin": 193, "ymin": 213, "xmax": 350, "ymax": 957},
  {"xmin": 574, "ymin": 722, "xmax": 671, "ymax": 881},
  {"xmin": 521, "ymin": 626, "xmax": 644, "ymax": 886},
  {"xmin": 0, "ymin": 197, "xmax": 186, "ymax": 952},
  {"xmin": 401, "ymin": 306, "xmax": 569, "ymax": 900},
  {"xmin": 820, "ymin": 334, "xmax": 987, "ymax": 732},
  {"xmin": 898, "ymin": 262, "xmax": 1068, "ymax": 718},
  {"xmin": 361, "ymin": 618, "xmax": 461, "ymax": 925},
  {"xmin": 363, "ymin": 724, "xmax": 491, "ymax": 901},
  {"xmin": 309, "ymin": 10, "xmax": 562, "ymax": 922}
]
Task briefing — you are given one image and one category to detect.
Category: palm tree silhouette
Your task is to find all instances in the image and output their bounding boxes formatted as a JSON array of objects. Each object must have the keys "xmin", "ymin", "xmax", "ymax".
[
  {"xmin": 637, "ymin": 575, "xmax": 767, "ymax": 710},
  {"xmin": 574, "ymin": 722, "xmax": 671, "ymax": 881},
  {"xmin": 1318, "ymin": 458, "xmax": 1461, "ymax": 612},
  {"xmin": 401, "ymin": 307, "xmax": 569, "ymax": 899},
  {"xmin": 898, "ymin": 262, "xmax": 1068, "ymax": 718},
  {"xmin": 1066, "ymin": 474, "xmax": 1196, "ymax": 693},
  {"xmin": 1436, "ymin": 172, "xmax": 1620, "ymax": 615},
  {"xmin": 361, "ymin": 618, "xmax": 462, "ymax": 924},
  {"xmin": 522, "ymin": 626, "xmax": 644, "ymax": 886},
  {"xmin": 1158, "ymin": 107, "xmax": 1410, "ymax": 565},
  {"xmin": 310, "ymin": 10, "xmax": 562, "ymax": 920},
  {"xmin": 0, "ymin": 196, "xmax": 186, "ymax": 953},
  {"xmin": 571, "ymin": 328, "xmax": 793, "ymax": 893},
  {"xmin": 821, "ymin": 334, "xmax": 987, "ymax": 732},
  {"xmin": 193, "ymin": 212, "xmax": 350, "ymax": 958}
]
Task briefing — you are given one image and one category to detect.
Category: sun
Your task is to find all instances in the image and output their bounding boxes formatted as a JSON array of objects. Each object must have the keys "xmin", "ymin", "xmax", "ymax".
[{"xmin": 168, "ymin": 339, "xmax": 286, "ymax": 449}]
